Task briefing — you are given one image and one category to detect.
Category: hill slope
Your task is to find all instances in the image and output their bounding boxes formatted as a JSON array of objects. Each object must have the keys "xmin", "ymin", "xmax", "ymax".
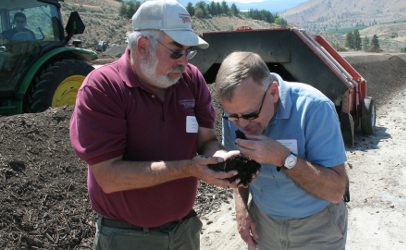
[
  {"xmin": 280, "ymin": 0, "xmax": 406, "ymax": 51},
  {"xmin": 61, "ymin": 0, "xmax": 406, "ymax": 53},
  {"xmin": 61, "ymin": 0, "xmax": 274, "ymax": 48},
  {"xmin": 281, "ymin": 0, "xmax": 406, "ymax": 31}
]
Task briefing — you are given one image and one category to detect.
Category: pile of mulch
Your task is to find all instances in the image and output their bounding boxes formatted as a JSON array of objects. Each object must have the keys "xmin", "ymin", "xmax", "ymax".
[
  {"xmin": 344, "ymin": 54, "xmax": 406, "ymax": 107},
  {"xmin": 0, "ymin": 105, "xmax": 232, "ymax": 249}
]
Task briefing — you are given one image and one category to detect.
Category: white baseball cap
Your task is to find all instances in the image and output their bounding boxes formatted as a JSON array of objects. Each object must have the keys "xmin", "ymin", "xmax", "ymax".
[{"xmin": 132, "ymin": 0, "xmax": 209, "ymax": 49}]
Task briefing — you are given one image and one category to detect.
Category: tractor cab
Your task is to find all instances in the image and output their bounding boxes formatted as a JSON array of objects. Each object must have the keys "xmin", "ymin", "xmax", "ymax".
[
  {"xmin": 0, "ymin": 0, "xmax": 62, "ymax": 93},
  {"xmin": 0, "ymin": 0, "xmax": 96, "ymax": 116}
]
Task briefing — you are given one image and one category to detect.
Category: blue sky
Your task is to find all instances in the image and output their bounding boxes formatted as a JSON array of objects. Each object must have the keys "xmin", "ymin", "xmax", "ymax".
[{"xmin": 177, "ymin": 0, "xmax": 308, "ymax": 13}]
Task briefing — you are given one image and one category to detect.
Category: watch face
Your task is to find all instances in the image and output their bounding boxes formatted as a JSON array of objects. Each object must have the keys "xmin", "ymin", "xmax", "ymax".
[{"xmin": 286, "ymin": 154, "xmax": 297, "ymax": 168}]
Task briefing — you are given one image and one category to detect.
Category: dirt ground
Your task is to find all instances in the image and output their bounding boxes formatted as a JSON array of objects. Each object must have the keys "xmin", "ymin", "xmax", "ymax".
[{"xmin": 1, "ymin": 52, "xmax": 406, "ymax": 249}]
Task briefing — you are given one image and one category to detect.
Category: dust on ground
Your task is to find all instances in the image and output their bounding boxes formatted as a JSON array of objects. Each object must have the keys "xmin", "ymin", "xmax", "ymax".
[{"xmin": 1, "ymin": 53, "xmax": 406, "ymax": 249}]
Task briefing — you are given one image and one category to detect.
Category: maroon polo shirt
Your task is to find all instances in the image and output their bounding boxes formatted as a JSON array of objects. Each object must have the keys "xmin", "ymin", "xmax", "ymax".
[{"xmin": 70, "ymin": 48, "xmax": 216, "ymax": 227}]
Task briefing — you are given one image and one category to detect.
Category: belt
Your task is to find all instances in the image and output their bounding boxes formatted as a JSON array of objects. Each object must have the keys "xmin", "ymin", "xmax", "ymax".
[{"xmin": 100, "ymin": 209, "xmax": 197, "ymax": 230}]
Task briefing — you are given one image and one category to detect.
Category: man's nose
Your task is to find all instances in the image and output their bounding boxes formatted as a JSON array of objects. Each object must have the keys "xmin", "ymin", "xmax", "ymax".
[
  {"xmin": 176, "ymin": 53, "xmax": 188, "ymax": 67},
  {"xmin": 237, "ymin": 118, "xmax": 250, "ymax": 128}
]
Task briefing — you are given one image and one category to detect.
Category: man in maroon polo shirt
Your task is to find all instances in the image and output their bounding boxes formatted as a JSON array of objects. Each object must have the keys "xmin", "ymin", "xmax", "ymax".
[{"xmin": 69, "ymin": 0, "xmax": 242, "ymax": 249}]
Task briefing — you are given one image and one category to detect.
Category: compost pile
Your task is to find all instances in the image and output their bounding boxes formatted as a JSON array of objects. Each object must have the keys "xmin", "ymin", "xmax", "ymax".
[{"xmin": 0, "ymin": 105, "xmax": 233, "ymax": 249}]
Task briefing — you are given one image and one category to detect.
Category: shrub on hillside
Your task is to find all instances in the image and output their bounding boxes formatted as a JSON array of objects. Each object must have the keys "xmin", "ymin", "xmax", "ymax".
[{"xmin": 195, "ymin": 8, "xmax": 205, "ymax": 18}]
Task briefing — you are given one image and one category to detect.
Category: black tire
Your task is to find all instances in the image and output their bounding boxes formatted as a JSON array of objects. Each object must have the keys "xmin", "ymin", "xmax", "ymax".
[
  {"xmin": 361, "ymin": 96, "xmax": 376, "ymax": 134},
  {"xmin": 340, "ymin": 112, "xmax": 354, "ymax": 147},
  {"xmin": 26, "ymin": 59, "xmax": 94, "ymax": 113}
]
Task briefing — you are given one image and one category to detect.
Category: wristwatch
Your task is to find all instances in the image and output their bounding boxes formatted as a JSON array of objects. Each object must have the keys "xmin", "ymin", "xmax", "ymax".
[
  {"xmin": 283, "ymin": 152, "xmax": 298, "ymax": 169},
  {"xmin": 276, "ymin": 152, "xmax": 298, "ymax": 171}
]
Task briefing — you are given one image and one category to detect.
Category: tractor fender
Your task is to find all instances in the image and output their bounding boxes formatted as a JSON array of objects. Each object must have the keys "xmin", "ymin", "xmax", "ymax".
[{"xmin": 17, "ymin": 47, "xmax": 97, "ymax": 95}]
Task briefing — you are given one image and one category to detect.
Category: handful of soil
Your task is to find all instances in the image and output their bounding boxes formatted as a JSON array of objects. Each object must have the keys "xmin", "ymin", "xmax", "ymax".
[
  {"xmin": 208, "ymin": 154, "xmax": 261, "ymax": 186},
  {"xmin": 208, "ymin": 130, "xmax": 261, "ymax": 186},
  {"xmin": 235, "ymin": 129, "xmax": 247, "ymax": 139}
]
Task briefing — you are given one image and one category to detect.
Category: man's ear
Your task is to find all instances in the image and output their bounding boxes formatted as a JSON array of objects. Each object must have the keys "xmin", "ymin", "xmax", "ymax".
[
  {"xmin": 137, "ymin": 37, "xmax": 150, "ymax": 59},
  {"xmin": 269, "ymin": 81, "xmax": 279, "ymax": 103}
]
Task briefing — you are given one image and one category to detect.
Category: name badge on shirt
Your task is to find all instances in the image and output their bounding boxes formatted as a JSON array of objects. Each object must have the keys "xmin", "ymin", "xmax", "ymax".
[
  {"xmin": 277, "ymin": 139, "xmax": 298, "ymax": 154},
  {"xmin": 186, "ymin": 116, "xmax": 198, "ymax": 133}
]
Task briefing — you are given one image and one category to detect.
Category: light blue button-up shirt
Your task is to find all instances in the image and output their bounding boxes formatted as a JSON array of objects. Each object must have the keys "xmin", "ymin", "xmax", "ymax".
[{"xmin": 222, "ymin": 73, "xmax": 347, "ymax": 219}]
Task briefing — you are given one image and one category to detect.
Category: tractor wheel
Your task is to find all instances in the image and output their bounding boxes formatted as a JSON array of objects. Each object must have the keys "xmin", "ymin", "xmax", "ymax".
[
  {"xmin": 27, "ymin": 59, "xmax": 94, "ymax": 113},
  {"xmin": 361, "ymin": 96, "xmax": 376, "ymax": 134},
  {"xmin": 340, "ymin": 112, "xmax": 354, "ymax": 147}
]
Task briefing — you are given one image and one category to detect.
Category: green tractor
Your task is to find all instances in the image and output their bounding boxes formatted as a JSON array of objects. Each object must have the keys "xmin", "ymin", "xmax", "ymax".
[{"xmin": 0, "ymin": 0, "xmax": 97, "ymax": 116}]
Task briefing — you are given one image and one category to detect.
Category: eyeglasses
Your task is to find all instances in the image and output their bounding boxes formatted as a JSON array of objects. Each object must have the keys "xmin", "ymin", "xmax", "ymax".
[
  {"xmin": 222, "ymin": 84, "xmax": 270, "ymax": 122},
  {"xmin": 155, "ymin": 39, "xmax": 197, "ymax": 60},
  {"xmin": 15, "ymin": 20, "xmax": 26, "ymax": 24}
]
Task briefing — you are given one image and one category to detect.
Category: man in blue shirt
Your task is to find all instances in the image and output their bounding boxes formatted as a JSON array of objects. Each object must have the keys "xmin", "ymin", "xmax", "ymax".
[
  {"xmin": 215, "ymin": 51, "xmax": 348, "ymax": 250},
  {"xmin": 0, "ymin": 13, "xmax": 36, "ymax": 41}
]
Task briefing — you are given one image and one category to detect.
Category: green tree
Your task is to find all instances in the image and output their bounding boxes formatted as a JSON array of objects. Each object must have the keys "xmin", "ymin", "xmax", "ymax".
[
  {"xmin": 275, "ymin": 18, "xmax": 288, "ymax": 27},
  {"xmin": 216, "ymin": 2, "xmax": 222, "ymax": 15},
  {"xmin": 186, "ymin": 2, "xmax": 194, "ymax": 16},
  {"xmin": 230, "ymin": 3, "xmax": 239, "ymax": 16},
  {"xmin": 274, "ymin": 13, "xmax": 279, "ymax": 19},
  {"xmin": 345, "ymin": 31, "xmax": 354, "ymax": 49},
  {"xmin": 371, "ymin": 34, "xmax": 380, "ymax": 48},
  {"xmin": 124, "ymin": 1, "xmax": 141, "ymax": 19},
  {"xmin": 245, "ymin": 9, "xmax": 276, "ymax": 23},
  {"xmin": 208, "ymin": 1, "xmax": 217, "ymax": 16},
  {"xmin": 195, "ymin": 8, "xmax": 205, "ymax": 18},
  {"xmin": 195, "ymin": 1, "xmax": 207, "ymax": 17},
  {"xmin": 221, "ymin": 0, "xmax": 229, "ymax": 15},
  {"xmin": 118, "ymin": 2, "xmax": 127, "ymax": 17},
  {"xmin": 390, "ymin": 31, "xmax": 398, "ymax": 38},
  {"xmin": 362, "ymin": 36, "xmax": 370, "ymax": 51},
  {"xmin": 353, "ymin": 29, "xmax": 362, "ymax": 50}
]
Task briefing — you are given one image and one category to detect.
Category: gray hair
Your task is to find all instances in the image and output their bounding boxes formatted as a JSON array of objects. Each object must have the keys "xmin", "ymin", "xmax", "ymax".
[
  {"xmin": 126, "ymin": 30, "xmax": 164, "ymax": 52},
  {"xmin": 215, "ymin": 51, "xmax": 272, "ymax": 101}
]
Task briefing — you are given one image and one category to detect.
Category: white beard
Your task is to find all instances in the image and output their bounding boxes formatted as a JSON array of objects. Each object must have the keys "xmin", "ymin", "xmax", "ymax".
[{"xmin": 140, "ymin": 50, "xmax": 185, "ymax": 89}]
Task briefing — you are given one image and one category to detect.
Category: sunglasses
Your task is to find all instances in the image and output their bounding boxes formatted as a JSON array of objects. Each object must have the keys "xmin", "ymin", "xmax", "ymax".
[
  {"xmin": 155, "ymin": 39, "xmax": 197, "ymax": 60},
  {"xmin": 15, "ymin": 20, "xmax": 26, "ymax": 24},
  {"xmin": 222, "ymin": 84, "xmax": 270, "ymax": 122}
]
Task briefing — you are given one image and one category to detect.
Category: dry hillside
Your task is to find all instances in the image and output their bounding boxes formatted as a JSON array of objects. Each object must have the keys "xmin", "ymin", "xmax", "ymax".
[
  {"xmin": 360, "ymin": 23, "xmax": 406, "ymax": 42},
  {"xmin": 60, "ymin": 0, "xmax": 274, "ymax": 49},
  {"xmin": 61, "ymin": 0, "xmax": 129, "ymax": 47},
  {"xmin": 281, "ymin": 0, "xmax": 406, "ymax": 49},
  {"xmin": 281, "ymin": 0, "xmax": 406, "ymax": 31},
  {"xmin": 61, "ymin": 0, "xmax": 406, "ymax": 53},
  {"xmin": 60, "ymin": 0, "xmax": 406, "ymax": 54}
]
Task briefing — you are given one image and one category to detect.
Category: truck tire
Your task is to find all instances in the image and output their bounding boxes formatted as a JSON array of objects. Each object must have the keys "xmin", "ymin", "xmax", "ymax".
[
  {"xmin": 340, "ymin": 112, "xmax": 354, "ymax": 147},
  {"xmin": 27, "ymin": 59, "xmax": 94, "ymax": 113},
  {"xmin": 361, "ymin": 96, "xmax": 376, "ymax": 134}
]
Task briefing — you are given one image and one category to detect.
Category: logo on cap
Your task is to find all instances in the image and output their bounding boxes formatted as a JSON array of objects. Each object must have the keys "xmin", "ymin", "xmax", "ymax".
[{"xmin": 179, "ymin": 13, "xmax": 191, "ymax": 23}]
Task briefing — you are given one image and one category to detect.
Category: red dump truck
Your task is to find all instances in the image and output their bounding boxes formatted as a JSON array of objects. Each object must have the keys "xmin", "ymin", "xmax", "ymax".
[{"xmin": 189, "ymin": 27, "xmax": 376, "ymax": 147}]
